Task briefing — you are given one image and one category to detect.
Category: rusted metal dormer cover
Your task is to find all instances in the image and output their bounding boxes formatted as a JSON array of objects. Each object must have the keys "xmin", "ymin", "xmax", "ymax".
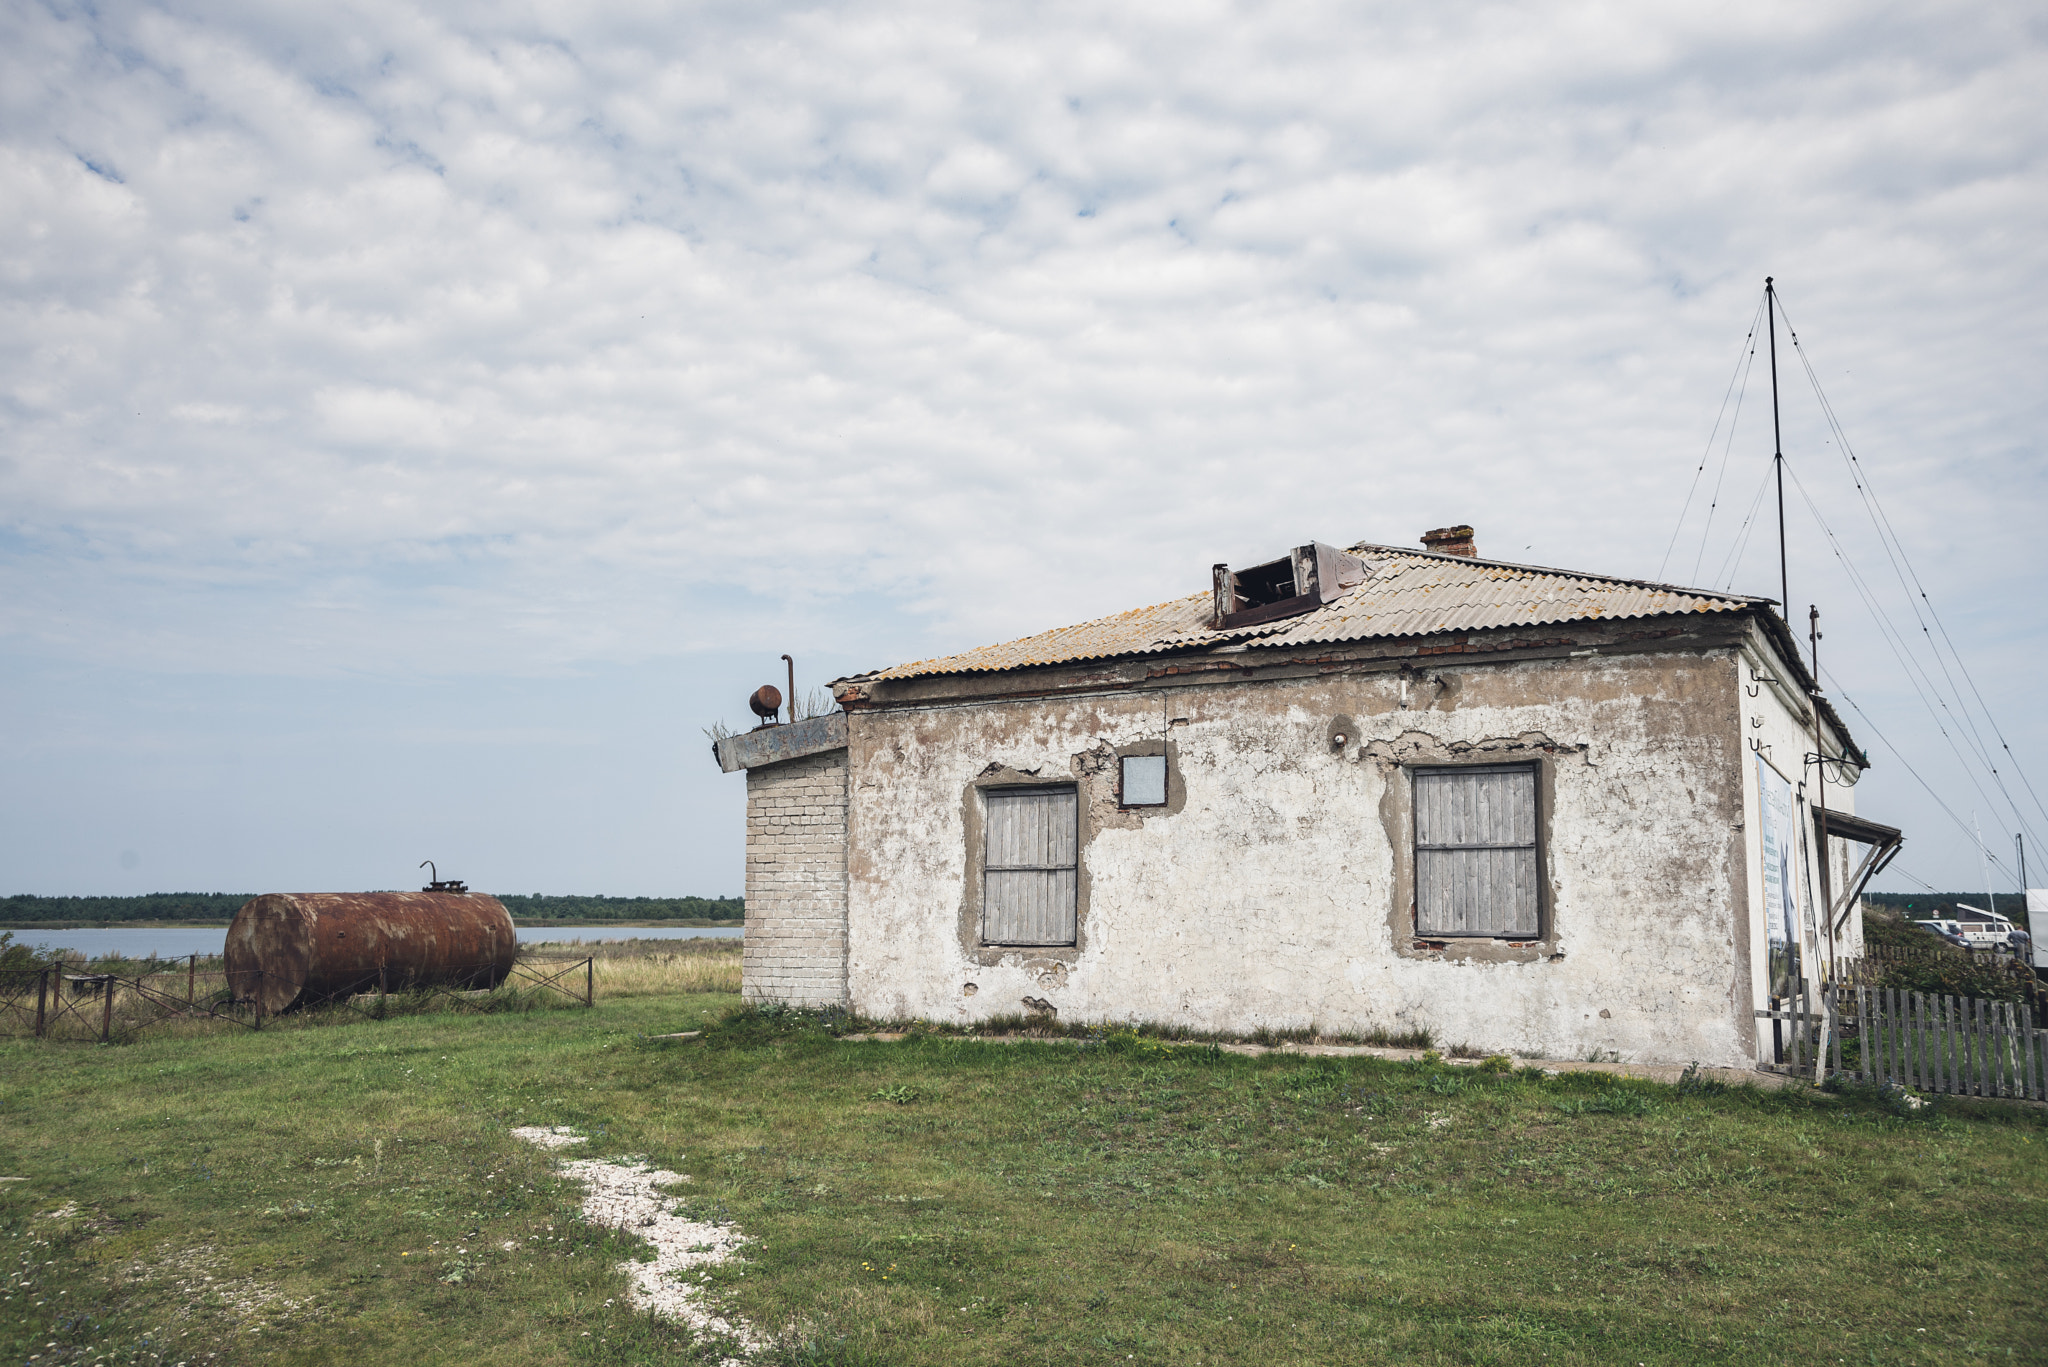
[
  {"xmin": 224, "ymin": 891, "xmax": 517, "ymax": 1015},
  {"xmin": 1211, "ymin": 542, "xmax": 1368, "ymax": 630}
]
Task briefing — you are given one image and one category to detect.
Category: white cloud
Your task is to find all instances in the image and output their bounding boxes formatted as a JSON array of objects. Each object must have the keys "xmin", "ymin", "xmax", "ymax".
[{"xmin": 1, "ymin": 0, "xmax": 2044, "ymax": 890}]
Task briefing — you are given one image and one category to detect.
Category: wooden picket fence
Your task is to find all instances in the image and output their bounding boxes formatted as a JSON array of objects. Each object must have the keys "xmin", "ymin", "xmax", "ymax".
[
  {"xmin": 1755, "ymin": 980, "xmax": 1829, "ymax": 1079},
  {"xmin": 1758, "ymin": 981, "xmax": 2048, "ymax": 1100},
  {"xmin": 1838, "ymin": 987, "xmax": 2043, "ymax": 1100}
]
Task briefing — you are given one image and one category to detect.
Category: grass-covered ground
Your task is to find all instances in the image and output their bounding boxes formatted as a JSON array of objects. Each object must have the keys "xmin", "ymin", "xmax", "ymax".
[{"xmin": 2, "ymin": 972, "xmax": 2044, "ymax": 1367}]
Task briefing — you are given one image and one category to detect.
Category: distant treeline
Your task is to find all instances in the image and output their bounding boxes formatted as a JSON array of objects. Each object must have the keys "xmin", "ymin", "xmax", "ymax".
[
  {"xmin": 1866, "ymin": 890, "xmax": 2030, "ymax": 925},
  {"xmin": 497, "ymin": 895, "xmax": 742, "ymax": 923},
  {"xmin": 2, "ymin": 892, "xmax": 743, "ymax": 924},
  {"xmin": 2, "ymin": 893, "xmax": 249, "ymax": 923}
]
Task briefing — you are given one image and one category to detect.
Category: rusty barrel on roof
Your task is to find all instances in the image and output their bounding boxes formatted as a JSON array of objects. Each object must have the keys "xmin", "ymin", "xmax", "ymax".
[{"xmin": 224, "ymin": 891, "xmax": 517, "ymax": 1016}]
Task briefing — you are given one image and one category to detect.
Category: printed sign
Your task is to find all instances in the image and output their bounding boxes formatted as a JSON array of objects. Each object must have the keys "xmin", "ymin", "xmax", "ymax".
[
  {"xmin": 1758, "ymin": 755, "xmax": 1800, "ymax": 997},
  {"xmin": 2030, "ymin": 889, "xmax": 2048, "ymax": 972}
]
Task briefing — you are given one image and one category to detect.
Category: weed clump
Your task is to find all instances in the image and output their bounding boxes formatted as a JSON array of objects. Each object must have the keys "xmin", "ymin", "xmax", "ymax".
[
  {"xmin": 1820, "ymin": 1074, "xmax": 1942, "ymax": 1119},
  {"xmin": 1281, "ymin": 1061, "xmax": 1346, "ymax": 1100},
  {"xmin": 1676, "ymin": 1061, "xmax": 1727, "ymax": 1096},
  {"xmin": 702, "ymin": 1001, "xmax": 854, "ymax": 1049},
  {"xmin": 1552, "ymin": 1089, "xmax": 1659, "ymax": 1117}
]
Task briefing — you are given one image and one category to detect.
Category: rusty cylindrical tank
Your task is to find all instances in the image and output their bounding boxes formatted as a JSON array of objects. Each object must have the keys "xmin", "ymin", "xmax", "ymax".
[{"xmin": 225, "ymin": 892, "xmax": 517, "ymax": 1016}]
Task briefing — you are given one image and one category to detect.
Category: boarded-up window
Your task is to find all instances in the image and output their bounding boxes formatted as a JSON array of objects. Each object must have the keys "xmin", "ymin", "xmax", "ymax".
[
  {"xmin": 1414, "ymin": 764, "xmax": 1539, "ymax": 938},
  {"xmin": 1120, "ymin": 755, "xmax": 1167, "ymax": 807},
  {"xmin": 983, "ymin": 786, "xmax": 1079, "ymax": 945}
]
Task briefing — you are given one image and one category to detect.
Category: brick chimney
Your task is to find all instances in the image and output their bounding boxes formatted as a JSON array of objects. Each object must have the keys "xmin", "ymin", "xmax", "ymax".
[{"xmin": 1421, "ymin": 525, "xmax": 1476, "ymax": 558}]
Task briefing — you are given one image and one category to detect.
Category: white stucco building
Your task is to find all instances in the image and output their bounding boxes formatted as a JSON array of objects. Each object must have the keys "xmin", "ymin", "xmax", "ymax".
[{"xmin": 714, "ymin": 527, "xmax": 1901, "ymax": 1067}]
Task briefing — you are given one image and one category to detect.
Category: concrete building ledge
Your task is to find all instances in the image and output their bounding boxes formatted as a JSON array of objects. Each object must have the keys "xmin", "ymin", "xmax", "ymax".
[
  {"xmin": 835, "ymin": 1034, "xmax": 1795, "ymax": 1088},
  {"xmin": 714, "ymin": 712, "xmax": 848, "ymax": 773}
]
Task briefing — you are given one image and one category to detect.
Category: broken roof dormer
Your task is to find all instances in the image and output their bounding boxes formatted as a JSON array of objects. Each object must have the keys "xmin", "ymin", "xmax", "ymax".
[{"xmin": 1211, "ymin": 542, "xmax": 1369, "ymax": 630}]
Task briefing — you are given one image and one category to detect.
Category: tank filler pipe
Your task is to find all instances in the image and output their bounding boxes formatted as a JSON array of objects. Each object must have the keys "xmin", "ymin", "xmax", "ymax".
[{"xmin": 782, "ymin": 654, "xmax": 796, "ymax": 724}]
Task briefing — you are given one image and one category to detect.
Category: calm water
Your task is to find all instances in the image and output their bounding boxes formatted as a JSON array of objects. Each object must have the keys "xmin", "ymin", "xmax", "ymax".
[{"xmin": 13, "ymin": 924, "xmax": 742, "ymax": 960}]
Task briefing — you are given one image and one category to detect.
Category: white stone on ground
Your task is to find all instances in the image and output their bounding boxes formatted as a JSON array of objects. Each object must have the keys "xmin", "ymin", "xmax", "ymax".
[{"xmin": 513, "ymin": 1127, "xmax": 763, "ymax": 1357}]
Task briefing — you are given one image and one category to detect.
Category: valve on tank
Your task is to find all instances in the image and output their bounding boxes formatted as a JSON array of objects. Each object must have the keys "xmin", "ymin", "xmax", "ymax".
[{"xmin": 419, "ymin": 859, "xmax": 468, "ymax": 893}]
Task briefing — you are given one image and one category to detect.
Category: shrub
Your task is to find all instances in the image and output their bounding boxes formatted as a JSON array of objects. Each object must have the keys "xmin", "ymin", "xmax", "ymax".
[
  {"xmin": 1860, "ymin": 906, "xmax": 2040, "ymax": 1007},
  {"xmin": 0, "ymin": 930, "xmax": 46, "ymax": 972}
]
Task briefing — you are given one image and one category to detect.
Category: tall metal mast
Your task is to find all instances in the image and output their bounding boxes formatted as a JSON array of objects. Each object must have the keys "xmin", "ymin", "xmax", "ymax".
[
  {"xmin": 1811, "ymin": 604, "xmax": 1832, "ymax": 964},
  {"xmin": 1767, "ymin": 277, "xmax": 1787, "ymax": 615}
]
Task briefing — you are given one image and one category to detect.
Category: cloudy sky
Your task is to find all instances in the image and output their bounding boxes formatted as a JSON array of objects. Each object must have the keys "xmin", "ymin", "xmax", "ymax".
[{"xmin": 4, "ymin": 0, "xmax": 2044, "ymax": 900}]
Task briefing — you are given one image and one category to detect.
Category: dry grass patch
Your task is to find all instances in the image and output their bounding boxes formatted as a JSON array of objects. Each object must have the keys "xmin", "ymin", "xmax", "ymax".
[{"xmin": 519, "ymin": 937, "xmax": 742, "ymax": 998}]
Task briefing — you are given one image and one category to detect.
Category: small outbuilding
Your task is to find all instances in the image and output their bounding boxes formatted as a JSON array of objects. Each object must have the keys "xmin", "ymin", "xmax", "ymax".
[{"xmin": 714, "ymin": 528, "xmax": 1900, "ymax": 1067}]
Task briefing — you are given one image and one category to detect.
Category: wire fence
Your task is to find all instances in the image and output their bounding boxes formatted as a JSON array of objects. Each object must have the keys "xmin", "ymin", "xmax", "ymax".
[{"xmin": 0, "ymin": 955, "xmax": 594, "ymax": 1043}]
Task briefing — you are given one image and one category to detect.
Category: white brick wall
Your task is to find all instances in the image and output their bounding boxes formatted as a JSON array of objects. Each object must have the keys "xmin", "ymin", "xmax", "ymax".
[{"xmin": 742, "ymin": 747, "xmax": 849, "ymax": 1006}]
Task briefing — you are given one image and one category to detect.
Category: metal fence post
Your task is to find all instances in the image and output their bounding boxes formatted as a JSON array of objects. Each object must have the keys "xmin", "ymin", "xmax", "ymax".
[
  {"xmin": 34, "ymin": 968, "xmax": 48, "ymax": 1038},
  {"xmin": 188, "ymin": 953, "xmax": 196, "ymax": 1007},
  {"xmin": 101, "ymin": 976, "xmax": 115, "ymax": 1043},
  {"xmin": 586, "ymin": 958, "xmax": 593, "ymax": 1008},
  {"xmin": 254, "ymin": 972, "xmax": 263, "ymax": 1031}
]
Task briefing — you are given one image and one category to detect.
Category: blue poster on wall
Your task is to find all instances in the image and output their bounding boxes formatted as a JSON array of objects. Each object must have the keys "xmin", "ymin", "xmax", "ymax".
[{"xmin": 1757, "ymin": 755, "xmax": 1800, "ymax": 996}]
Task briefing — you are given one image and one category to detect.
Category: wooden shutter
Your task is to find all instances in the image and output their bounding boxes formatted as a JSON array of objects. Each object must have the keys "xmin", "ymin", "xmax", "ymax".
[
  {"xmin": 1414, "ymin": 765, "xmax": 1539, "ymax": 937},
  {"xmin": 983, "ymin": 787, "xmax": 1079, "ymax": 945}
]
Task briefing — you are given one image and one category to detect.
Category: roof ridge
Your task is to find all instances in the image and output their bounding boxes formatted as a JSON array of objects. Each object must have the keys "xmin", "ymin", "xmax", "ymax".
[
  {"xmin": 845, "ymin": 540, "xmax": 1766, "ymax": 685},
  {"xmin": 1345, "ymin": 542, "xmax": 1773, "ymax": 605},
  {"xmin": 861, "ymin": 589, "xmax": 1209, "ymax": 679}
]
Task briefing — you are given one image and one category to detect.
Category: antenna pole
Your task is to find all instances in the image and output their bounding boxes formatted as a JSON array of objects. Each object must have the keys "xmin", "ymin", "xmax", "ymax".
[
  {"xmin": 1810, "ymin": 604, "xmax": 1832, "ymax": 961},
  {"xmin": 1975, "ymin": 811, "xmax": 1995, "ymax": 921},
  {"xmin": 1767, "ymin": 277, "xmax": 1787, "ymax": 614}
]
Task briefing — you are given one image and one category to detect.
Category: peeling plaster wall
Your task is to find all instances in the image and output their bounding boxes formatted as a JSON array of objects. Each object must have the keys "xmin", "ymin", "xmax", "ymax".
[
  {"xmin": 1735, "ymin": 625, "xmax": 1860, "ymax": 1058},
  {"xmin": 845, "ymin": 648, "xmax": 1761, "ymax": 1066}
]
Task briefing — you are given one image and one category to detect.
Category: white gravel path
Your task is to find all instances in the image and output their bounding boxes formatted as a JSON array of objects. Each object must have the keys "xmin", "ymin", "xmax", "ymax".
[{"xmin": 511, "ymin": 1126, "xmax": 764, "ymax": 1356}]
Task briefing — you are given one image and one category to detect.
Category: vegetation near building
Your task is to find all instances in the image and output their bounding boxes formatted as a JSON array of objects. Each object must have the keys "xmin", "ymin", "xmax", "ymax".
[{"xmin": 1861, "ymin": 903, "xmax": 2042, "ymax": 1008}]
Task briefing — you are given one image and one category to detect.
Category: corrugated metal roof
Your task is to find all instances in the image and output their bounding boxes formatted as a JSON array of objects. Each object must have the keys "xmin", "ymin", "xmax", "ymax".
[{"xmin": 860, "ymin": 544, "xmax": 1766, "ymax": 682}]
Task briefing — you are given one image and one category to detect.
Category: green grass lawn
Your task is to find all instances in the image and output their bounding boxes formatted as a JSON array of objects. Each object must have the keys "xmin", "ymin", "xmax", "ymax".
[{"xmin": 2, "ymin": 992, "xmax": 2044, "ymax": 1367}]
